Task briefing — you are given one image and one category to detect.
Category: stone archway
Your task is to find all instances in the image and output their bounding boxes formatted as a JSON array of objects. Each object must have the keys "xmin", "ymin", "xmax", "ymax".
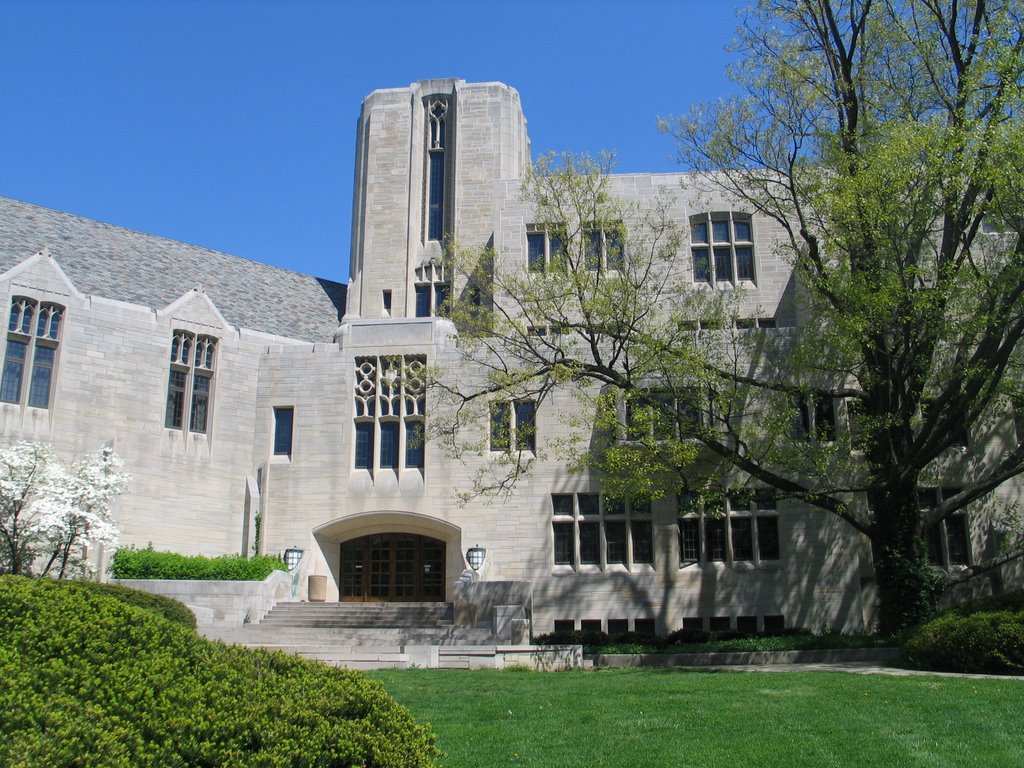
[{"xmin": 312, "ymin": 511, "xmax": 463, "ymax": 603}]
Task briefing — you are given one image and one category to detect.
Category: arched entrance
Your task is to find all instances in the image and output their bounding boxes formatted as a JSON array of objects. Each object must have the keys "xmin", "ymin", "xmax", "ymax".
[{"xmin": 340, "ymin": 533, "xmax": 446, "ymax": 602}]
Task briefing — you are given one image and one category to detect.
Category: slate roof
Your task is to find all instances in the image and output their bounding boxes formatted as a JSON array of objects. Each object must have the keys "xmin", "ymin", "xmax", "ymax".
[{"xmin": 0, "ymin": 197, "xmax": 347, "ymax": 343}]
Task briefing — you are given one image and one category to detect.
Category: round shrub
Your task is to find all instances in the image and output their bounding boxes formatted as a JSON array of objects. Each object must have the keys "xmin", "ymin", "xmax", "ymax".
[
  {"xmin": 947, "ymin": 590, "xmax": 1024, "ymax": 616},
  {"xmin": 666, "ymin": 627, "xmax": 711, "ymax": 645},
  {"xmin": 902, "ymin": 609, "xmax": 1024, "ymax": 674},
  {"xmin": 73, "ymin": 580, "xmax": 196, "ymax": 629},
  {"xmin": 0, "ymin": 576, "xmax": 440, "ymax": 768}
]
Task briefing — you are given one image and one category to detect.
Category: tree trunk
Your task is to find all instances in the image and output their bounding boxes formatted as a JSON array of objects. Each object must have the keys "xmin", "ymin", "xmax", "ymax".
[{"xmin": 869, "ymin": 487, "xmax": 946, "ymax": 635}]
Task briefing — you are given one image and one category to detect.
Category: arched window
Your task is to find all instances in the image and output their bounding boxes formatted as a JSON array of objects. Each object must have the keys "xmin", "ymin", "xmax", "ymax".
[
  {"xmin": 425, "ymin": 97, "xmax": 449, "ymax": 242},
  {"xmin": 165, "ymin": 330, "xmax": 216, "ymax": 434},
  {"xmin": 354, "ymin": 355, "xmax": 426, "ymax": 474},
  {"xmin": 1, "ymin": 297, "xmax": 64, "ymax": 409}
]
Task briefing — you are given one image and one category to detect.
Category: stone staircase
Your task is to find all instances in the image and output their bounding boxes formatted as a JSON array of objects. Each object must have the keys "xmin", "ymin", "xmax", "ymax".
[{"xmin": 200, "ymin": 601, "xmax": 503, "ymax": 669}]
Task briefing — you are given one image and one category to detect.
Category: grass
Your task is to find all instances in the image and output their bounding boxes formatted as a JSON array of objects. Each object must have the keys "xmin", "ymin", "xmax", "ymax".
[{"xmin": 370, "ymin": 667, "xmax": 1024, "ymax": 768}]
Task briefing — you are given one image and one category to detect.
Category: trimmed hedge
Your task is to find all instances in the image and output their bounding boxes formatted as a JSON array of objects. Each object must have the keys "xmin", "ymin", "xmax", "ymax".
[
  {"xmin": 0, "ymin": 576, "xmax": 440, "ymax": 768},
  {"xmin": 111, "ymin": 545, "xmax": 286, "ymax": 580},
  {"xmin": 902, "ymin": 592, "xmax": 1024, "ymax": 674}
]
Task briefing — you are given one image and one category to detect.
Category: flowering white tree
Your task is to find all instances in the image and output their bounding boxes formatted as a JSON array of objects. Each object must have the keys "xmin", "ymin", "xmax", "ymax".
[{"xmin": 0, "ymin": 442, "xmax": 129, "ymax": 578}]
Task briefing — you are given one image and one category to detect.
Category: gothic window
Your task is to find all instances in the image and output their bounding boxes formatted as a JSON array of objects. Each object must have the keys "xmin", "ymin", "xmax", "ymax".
[
  {"xmin": 791, "ymin": 394, "xmax": 837, "ymax": 442},
  {"xmin": 690, "ymin": 213, "xmax": 755, "ymax": 286},
  {"xmin": 425, "ymin": 97, "xmax": 449, "ymax": 242},
  {"xmin": 414, "ymin": 258, "xmax": 450, "ymax": 318},
  {"xmin": 1, "ymin": 297, "xmax": 64, "ymax": 409},
  {"xmin": 165, "ymin": 331, "xmax": 216, "ymax": 434},
  {"xmin": 527, "ymin": 226, "xmax": 622, "ymax": 273},
  {"xmin": 353, "ymin": 355, "xmax": 427, "ymax": 474},
  {"xmin": 920, "ymin": 488, "xmax": 971, "ymax": 569}
]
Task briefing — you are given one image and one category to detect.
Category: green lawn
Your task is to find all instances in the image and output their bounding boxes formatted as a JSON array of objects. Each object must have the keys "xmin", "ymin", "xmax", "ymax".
[{"xmin": 370, "ymin": 668, "xmax": 1024, "ymax": 768}]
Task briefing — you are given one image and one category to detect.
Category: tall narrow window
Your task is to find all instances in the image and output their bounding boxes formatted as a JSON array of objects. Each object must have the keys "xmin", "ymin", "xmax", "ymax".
[
  {"xmin": 425, "ymin": 97, "xmax": 448, "ymax": 242},
  {"xmin": 489, "ymin": 400, "xmax": 537, "ymax": 453},
  {"xmin": 273, "ymin": 407, "xmax": 294, "ymax": 457},
  {"xmin": 165, "ymin": 330, "xmax": 216, "ymax": 435},
  {"xmin": 2, "ymin": 298, "xmax": 64, "ymax": 409}
]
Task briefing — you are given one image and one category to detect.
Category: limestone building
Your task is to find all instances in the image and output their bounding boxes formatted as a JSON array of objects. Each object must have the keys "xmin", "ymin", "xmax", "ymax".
[{"xmin": 0, "ymin": 79, "xmax": 1019, "ymax": 634}]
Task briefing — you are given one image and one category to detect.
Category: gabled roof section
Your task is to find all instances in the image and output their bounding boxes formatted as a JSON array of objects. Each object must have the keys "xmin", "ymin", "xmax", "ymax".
[{"xmin": 0, "ymin": 197, "xmax": 347, "ymax": 342}]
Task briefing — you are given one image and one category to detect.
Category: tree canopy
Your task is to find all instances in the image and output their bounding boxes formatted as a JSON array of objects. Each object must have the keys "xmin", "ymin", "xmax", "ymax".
[{"xmin": 436, "ymin": 0, "xmax": 1024, "ymax": 633}]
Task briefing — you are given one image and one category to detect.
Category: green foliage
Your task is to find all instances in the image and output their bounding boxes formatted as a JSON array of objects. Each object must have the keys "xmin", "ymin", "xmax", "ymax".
[
  {"xmin": 0, "ymin": 576, "xmax": 440, "ymax": 768},
  {"xmin": 902, "ymin": 608, "xmax": 1024, "ymax": 675},
  {"xmin": 534, "ymin": 626, "xmax": 887, "ymax": 655},
  {"xmin": 111, "ymin": 544, "xmax": 286, "ymax": 580},
  {"xmin": 70, "ymin": 580, "xmax": 196, "ymax": 629},
  {"xmin": 947, "ymin": 590, "xmax": 1024, "ymax": 616},
  {"xmin": 373, "ymin": 668, "xmax": 1024, "ymax": 768}
]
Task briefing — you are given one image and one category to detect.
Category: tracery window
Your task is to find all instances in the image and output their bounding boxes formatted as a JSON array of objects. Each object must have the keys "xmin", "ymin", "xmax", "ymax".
[
  {"xmin": 425, "ymin": 97, "xmax": 449, "ymax": 242},
  {"xmin": 691, "ymin": 213, "xmax": 755, "ymax": 286},
  {"xmin": 165, "ymin": 330, "xmax": 216, "ymax": 434},
  {"xmin": 353, "ymin": 355, "xmax": 427, "ymax": 473},
  {"xmin": 1, "ymin": 297, "xmax": 64, "ymax": 409}
]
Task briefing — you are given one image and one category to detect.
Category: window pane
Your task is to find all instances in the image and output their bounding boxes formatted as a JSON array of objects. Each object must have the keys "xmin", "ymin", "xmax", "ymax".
[
  {"xmin": 691, "ymin": 221, "xmax": 708, "ymax": 244},
  {"xmin": 553, "ymin": 522, "xmax": 574, "ymax": 565},
  {"xmin": 434, "ymin": 283, "xmax": 450, "ymax": 316},
  {"xmin": 733, "ymin": 220, "xmax": 751, "ymax": 241},
  {"xmin": 427, "ymin": 151, "xmax": 445, "ymax": 241},
  {"xmin": 579, "ymin": 522, "xmax": 600, "ymax": 564},
  {"xmin": 605, "ymin": 521, "xmax": 626, "ymax": 564},
  {"xmin": 714, "ymin": 247, "xmax": 733, "ymax": 282},
  {"xmin": 757, "ymin": 516, "xmax": 780, "ymax": 560},
  {"xmin": 945, "ymin": 514, "xmax": 970, "ymax": 565},
  {"xmin": 692, "ymin": 249, "xmax": 711, "ymax": 283},
  {"xmin": 815, "ymin": 397, "xmax": 836, "ymax": 442},
  {"xmin": 631, "ymin": 520, "xmax": 653, "ymax": 564},
  {"xmin": 552, "ymin": 494, "xmax": 574, "ymax": 516},
  {"xmin": 514, "ymin": 400, "xmax": 536, "ymax": 452},
  {"xmin": 165, "ymin": 369, "xmax": 186, "ymax": 429},
  {"xmin": 489, "ymin": 402, "xmax": 510, "ymax": 451},
  {"xmin": 379, "ymin": 421, "xmax": 399, "ymax": 469},
  {"xmin": 548, "ymin": 235, "xmax": 563, "ymax": 267},
  {"xmin": 707, "ymin": 518, "xmax": 727, "ymax": 561},
  {"xmin": 190, "ymin": 374, "xmax": 211, "ymax": 433},
  {"xmin": 405, "ymin": 419, "xmax": 425, "ymax": 469},
  {"xmin": 354, "ymin": 422, "xmax": 374, "ymax": 469},
  {"xmin": 735, "ymin": 246, "xmax": 755, "ymax": 280},
  {"xmin": 712, "ymin": 220, "xmax": 730, "ymax": 242},
  {"xmin": 606, "ymin": 230, "xmax": 624, "ymax": 270},
  {"xmin": 680, "ymin": 518, "xmax": 701, "ymax": 562},
  {"xmin": 527, "ymin": 233, "xmax": 545, "ymax": 272},
  {"xmin": 584, "ymin": 230, "xmax": 601, "ymax": 270},
  {"xmin": 731, "ymin": 517, "xmax": 754, "ymax": 561},
  {"xmin": 273, "ymin": 407, "xmax": 294, "ymax": 456},
  {"xmin": 926, "ymin": 524, "xmax": 944, "ymax": 565},
  {"xmin": 1, "ymin": 340, "xmax": 26, "ymax": 403},
  {"xmin": 27, "ymin": 345, "xmax": 54, "ymax": 409},
  {"xmin": 414, "ymin": 285, "xmax": 431, "ymax": 318},
  {"xmin": 578, "ymin": 493, "xmax": 600, "ymax": 516}
]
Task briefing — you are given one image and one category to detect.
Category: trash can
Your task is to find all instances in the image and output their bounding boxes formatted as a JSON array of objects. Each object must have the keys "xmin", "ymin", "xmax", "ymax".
[{"xmin": 307, "ymin": 574, "xmax": 328, "ymax": 602}]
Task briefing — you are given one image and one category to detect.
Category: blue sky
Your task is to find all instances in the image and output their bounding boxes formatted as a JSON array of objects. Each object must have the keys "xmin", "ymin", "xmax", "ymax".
[{"xmin": 1, "ymin": 0, "xmax": 742, "ymax": 284}]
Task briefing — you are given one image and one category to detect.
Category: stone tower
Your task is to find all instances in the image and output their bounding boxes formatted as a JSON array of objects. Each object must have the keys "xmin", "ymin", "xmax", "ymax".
[{"xmin": 346, "ymin": 79, "xmax": 531, "ymax": 320}]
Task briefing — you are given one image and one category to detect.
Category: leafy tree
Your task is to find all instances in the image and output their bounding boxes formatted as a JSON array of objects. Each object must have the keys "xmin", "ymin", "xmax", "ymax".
[
  {"xmin": 0, "ymin": 442, "xmax": 129, "ymax": 578},
  {"xmin": 438, "ymin": 0, "xmax": 1024, "ymax": 633}
]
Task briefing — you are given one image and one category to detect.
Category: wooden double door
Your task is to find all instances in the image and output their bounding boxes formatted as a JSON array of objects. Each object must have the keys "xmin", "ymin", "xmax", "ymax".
[{"xmin": 339, "ymin": 533, "xmax": 446, "ymax": 602}]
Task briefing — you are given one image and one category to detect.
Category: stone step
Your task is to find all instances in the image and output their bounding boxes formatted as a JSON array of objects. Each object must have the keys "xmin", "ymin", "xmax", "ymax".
[{"xmin": 258, "ymin": 601, "xmax": 454, "ymax": 628}]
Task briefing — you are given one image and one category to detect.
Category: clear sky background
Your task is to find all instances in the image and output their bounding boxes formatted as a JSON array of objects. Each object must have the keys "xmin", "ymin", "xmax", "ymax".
[{"xmin": 1, "ymin": 0, "xmax": 743, "ymax": 284}]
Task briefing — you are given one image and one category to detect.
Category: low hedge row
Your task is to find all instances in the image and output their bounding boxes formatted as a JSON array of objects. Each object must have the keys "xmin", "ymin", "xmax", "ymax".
[
  {"xmin": 0, "ymin": 576, "xmax": 440, "ymax": 767},
  {"xmin": 111, "ymin": 545, "xmax": 286, "ymax": 580},
  {"xmin": 902, "ymin": 591, "xmax": 1024, "ymax": 674}
]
